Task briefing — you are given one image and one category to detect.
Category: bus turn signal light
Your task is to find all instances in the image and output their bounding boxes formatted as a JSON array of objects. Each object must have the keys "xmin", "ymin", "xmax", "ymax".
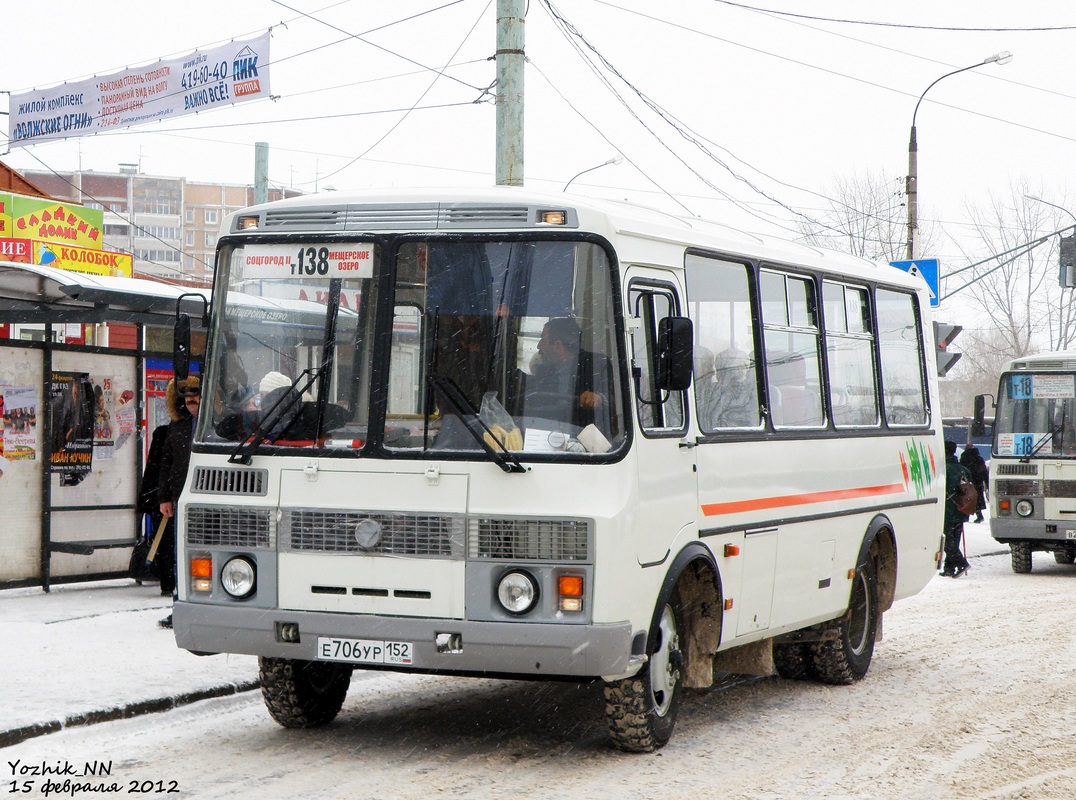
[
  {"xmin": 558, "ymin": 575, "xmax": 584, "ymax": 612},
  {"xmin": 724, "ymin": 544, "xmax": 740, "ymax": 557},
  {"xmin": 191, "ymin": 556, "xmax": 213, "ymax": 578}
]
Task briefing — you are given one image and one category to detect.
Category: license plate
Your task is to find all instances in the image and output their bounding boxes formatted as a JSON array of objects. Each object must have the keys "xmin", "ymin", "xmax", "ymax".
[
  {"xmin": 317, "ymin": 636, "xmax": 412, "ymax": 665},
  {"xmin": 1067, "ymin": 530, "xmax": 1076, "ymax": 540}
]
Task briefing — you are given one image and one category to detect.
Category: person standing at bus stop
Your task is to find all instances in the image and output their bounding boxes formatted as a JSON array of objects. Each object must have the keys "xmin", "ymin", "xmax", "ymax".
[
  {"xmin": 943, "ymin": 439, "xmax": 972, "ymax": 578},
  {"xmin": 959, "ymin": 444, "xmax": 989, "ymax": 523},
  {"xmin": 156, "ymin": 375, "xmax": 200, "ymax": 629}
]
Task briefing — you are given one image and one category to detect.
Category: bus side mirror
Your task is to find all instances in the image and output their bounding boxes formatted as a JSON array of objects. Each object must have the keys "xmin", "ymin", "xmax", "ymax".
[
  {"xmin": 657, "ymin": 316, "xmax": 693, "ymax": 392},
  {"xmin": 174, "ymin": 313, "xmax": 191, "ymax": 383},
  {"xmin": 971, "ymin": 394, "xmax": 990, "ymax": 437}
]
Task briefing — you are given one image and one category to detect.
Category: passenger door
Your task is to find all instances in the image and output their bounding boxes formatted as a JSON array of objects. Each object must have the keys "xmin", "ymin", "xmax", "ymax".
[{"xmin": 627, "ymin": 274, "xmax": 697, "ymax": 566}]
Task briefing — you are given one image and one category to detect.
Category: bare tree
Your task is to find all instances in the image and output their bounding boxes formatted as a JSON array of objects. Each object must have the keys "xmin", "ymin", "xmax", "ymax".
[
  {"xmin": 796, "ymin": 169, "xmax": 937, "ymax": 261},
  {"xmin": 946, "ymin": 181, "xmax": 1076, "ymax": 360}
]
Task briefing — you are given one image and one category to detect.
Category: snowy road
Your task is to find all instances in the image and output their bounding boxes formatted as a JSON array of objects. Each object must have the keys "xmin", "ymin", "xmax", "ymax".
[{"xmin": 7, "ymin": 549, "xmax": 1076, "ymax": 800}]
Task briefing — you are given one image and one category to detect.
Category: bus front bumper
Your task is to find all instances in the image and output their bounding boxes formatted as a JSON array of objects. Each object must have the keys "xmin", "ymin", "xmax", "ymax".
[
  {"xmin": 991, "ymin": 516, "xmax": 1076, "ymax": 543},
  {"xmin": 173, "ymin": 601, "xmax": 635, "ymax": 679}
]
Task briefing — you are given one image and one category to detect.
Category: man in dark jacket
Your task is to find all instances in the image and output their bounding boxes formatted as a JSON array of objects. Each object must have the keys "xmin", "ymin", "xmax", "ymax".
[
  {"xmin": 943, "ymin": 439, "xmax": 972, "ymax": 578},
  {"xmin": 156, "ymin": 375, "xmax": 200, "ymax": 628},
  {"xmin": 959, "ymin": 444, "xmax": 990, "ymax": 523}
]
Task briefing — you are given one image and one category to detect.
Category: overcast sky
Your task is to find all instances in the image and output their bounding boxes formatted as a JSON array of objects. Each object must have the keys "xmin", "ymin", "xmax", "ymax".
[{"xmin": 4, "ymin": 1, "xmax": 1076, "ymax": 320}]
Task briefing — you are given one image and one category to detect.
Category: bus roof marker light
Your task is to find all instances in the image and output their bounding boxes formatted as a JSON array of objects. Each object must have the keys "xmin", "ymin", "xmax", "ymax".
[
  {"xmin": 540, "ymin": 210, "xmax": 567, "ymax": 225},
  {"xmin": 237, "ymin": 215, "xmax": 260, "ymax": 230}
]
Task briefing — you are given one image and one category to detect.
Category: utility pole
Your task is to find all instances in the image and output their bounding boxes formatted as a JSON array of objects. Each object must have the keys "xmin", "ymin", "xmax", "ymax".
[
  {"xmin": 495, "ymin": 0, "xmax": 524, "ymax": 186},
  {"xmin": 254, "ymin": 142, "xmax": 268, "ymax": 204}
]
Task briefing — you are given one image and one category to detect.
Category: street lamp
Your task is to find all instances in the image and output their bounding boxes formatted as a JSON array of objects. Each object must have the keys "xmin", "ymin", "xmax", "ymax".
[
  {"xmin": 564, "ymin": 157, "xmax": 623, "ymax": 192},
  {"xmin": 905, "ymin": 51, "xmax": 1012, "ymax": 260}
]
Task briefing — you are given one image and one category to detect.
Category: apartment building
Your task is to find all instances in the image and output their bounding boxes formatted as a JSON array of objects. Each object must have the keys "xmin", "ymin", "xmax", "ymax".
[{"xmin": 24, "ymin": 166, "xmax": 301, "ymax": 286}]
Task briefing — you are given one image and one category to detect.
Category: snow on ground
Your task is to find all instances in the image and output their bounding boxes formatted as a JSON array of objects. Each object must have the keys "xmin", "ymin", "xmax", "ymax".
[{"xmin": 9, "ymin": 513, "xmax": 1076, "ymax": 798}]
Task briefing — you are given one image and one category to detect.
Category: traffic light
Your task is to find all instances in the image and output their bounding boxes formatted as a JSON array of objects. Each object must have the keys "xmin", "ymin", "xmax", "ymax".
[
  {"xmin": 933, "ymin": 321, "xmax": 962, "ymax": 377},
  {"xmin": 1060, "ymin": 235, "xmax": 1076, "ymax": 288}
]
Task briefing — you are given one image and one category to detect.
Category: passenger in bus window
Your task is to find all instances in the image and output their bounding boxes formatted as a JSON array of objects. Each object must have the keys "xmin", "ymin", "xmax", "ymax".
[
  {"xmin": 527, "ymin": 317, "xmax": 613, "ymax": 433},
  {"xmin": 707, "ymin": 347, "xmax": 759, "ymax": 429}
]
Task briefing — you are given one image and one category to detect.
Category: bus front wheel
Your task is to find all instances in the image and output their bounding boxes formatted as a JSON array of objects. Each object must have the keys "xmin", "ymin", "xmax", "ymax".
[
  {"xmin": 1054, "ymin": 544, "xmax": 1076, "ymax": 565},
  {"xmin": 259, "ymin": 657, "xmax": 352, "ymax": 728},
  {"xmin": 1011, "ymin": 542, "xmax": 1033, "ymax": 574},
  {"xmin": 810, "ymin": 555, "xmax": 878, "ymax": 685},
  {"xmin": 604, "ymin": 589, "xmax": 684, "ymax": 752}
]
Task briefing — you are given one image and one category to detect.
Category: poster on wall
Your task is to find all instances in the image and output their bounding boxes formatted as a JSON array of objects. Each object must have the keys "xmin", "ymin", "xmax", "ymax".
[
  {"xmin": 49, "ymin": 371, "xmax": 94, "ymax": 485},
  {"xmin": 114, "ymin": 389, "xmax": 137, "ymax": 452},
  {"xmin": 91, "ymin": 376, "xmax": 115, "ymax": 460},
  {"xmin": 2, "ymin": 385, "xmax": 39, "ymax": 461},
  {"xmin": 88, "ymin": 377, "xmax": 137, "ymax": 459}
]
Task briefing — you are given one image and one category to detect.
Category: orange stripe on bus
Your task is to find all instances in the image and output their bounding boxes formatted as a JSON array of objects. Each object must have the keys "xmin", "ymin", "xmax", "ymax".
[{"xmin": 701, "ymin": 483, "xmax": 906, "ymax": 517}]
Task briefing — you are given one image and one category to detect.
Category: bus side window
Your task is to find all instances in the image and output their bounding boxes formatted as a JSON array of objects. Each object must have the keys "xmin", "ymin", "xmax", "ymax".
[
  {"xmin": 684, "ymin": 255, "xmax": 761, "ymax": 432},
  {"xmin": 761, "ymin": 270, "xmax": 824, "ymax": 430},
  {"xmin": 877, "ymin": 289, "xmax": 928, "ymax": 426}
]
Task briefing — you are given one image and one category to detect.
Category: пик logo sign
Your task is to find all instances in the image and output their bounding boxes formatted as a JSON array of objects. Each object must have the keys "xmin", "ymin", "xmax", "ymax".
[
  {"xmin": 899, "ymin": 441, "xmax": 936, "ymax": 499},
  {"xmin": 232, "ymin": 45, "xmax": 262, "ymax": 98}
]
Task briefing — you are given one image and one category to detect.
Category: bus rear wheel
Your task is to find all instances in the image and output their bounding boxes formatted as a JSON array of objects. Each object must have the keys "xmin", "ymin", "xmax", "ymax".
[
  {"xmin": 259, "ymin": 657, "xmax": 352, "ymax": 728},
  {"xmin": 1011, "ymin": 542, "xmax": 1033, "ymax": 574},
  {"xmin": 604, "ymin": 590, "xmax": 684, "ymax": 752},
  {"xmin": 810, "ymin": 556, "xmax": 877, "ymax": 685}
]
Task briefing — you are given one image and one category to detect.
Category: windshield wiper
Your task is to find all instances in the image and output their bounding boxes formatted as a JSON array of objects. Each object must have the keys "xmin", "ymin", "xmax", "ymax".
[
  {"xmin": 427, "ymin": 374, "xmax": 527, "ymax": 474},
  {"xmin": 1020, "ymin": 424, "xmax": 1062, "ymax": 463},
  {"xmin": 228, "ymin": 366, "xmax": 325, "ymax": 465}
]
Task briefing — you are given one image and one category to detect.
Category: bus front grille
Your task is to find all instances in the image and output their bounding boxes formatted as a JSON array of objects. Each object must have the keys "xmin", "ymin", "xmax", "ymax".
[
  {"xmin": 468, "ymin": 517, "xmax": 591, "ymax": 562},
  {"xmin": 995, "ymin": 479, "xmax": 1042, "ymax": 496},
  {"xmin": 282, "ymin": 509, "xmax": 465, "ymax": 558},
  {"xmin": 1046, "ymin": 480, "xmax": 1076, "ymax": 498},
  {"xmin": 186, "ymin": 505, "xmax": 273, "ymax": 548},
  {"xmin": 997, "ymin": 463, "xmax": 1038, "ymax": 476},
  {"xmin": 190, "ymin": 467, "xmax": 268, "ymax": 496}
]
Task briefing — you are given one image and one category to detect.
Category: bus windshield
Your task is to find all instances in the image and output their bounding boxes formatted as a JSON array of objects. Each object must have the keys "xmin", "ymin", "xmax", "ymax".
[
  {"xmin": 994, "ymin": 371, "xmax": 1076, "ymax": 457},
  {"xmin": 200, "ymin": 237, "xmax": 626, "ymax": 459}
]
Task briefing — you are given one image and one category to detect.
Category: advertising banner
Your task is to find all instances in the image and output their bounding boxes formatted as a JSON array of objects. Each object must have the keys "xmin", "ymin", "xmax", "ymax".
[
  {"xmin": 48, "ymin": 372, "xmax": 94, "ymax": 485},
  {"xmin": 8, "ymin": 33, "xmax": 271, "ymax": 148},
  {"xmin": 10, "ymin": 195, "xmax": 104, "ymax": 248},
  {"xmin": 2, "ymin": 385, "xmax": 39, "ymax": 461}
]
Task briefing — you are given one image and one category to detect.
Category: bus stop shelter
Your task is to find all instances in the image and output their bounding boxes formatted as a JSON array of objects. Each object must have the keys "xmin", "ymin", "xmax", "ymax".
[{"xmin": 0, "ymin": 260, "xmax": 209, "ymax": 590}]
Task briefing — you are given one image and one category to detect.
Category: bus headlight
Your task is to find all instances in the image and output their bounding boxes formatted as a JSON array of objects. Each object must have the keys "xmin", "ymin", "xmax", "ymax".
[
  {"xmin": 496, "ymin": 570, "xmax": 539, "ymax": 615},
  {"xmin": 1016, "ymin": 499, "xmax": 1034, "ymax": 518},
  {"xmin": 221, "ymin": 557, "xmax": 256, "ymax": 599}
]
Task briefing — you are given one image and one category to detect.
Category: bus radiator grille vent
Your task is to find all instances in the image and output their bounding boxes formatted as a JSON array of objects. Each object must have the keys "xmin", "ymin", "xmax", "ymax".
[
  {"xmin": 186, "ymin": 505, "xmax": 273, "ymax": 549},
  {"xmin": 997, "ymin": 463, "xmax": 1038, "ymax": 476},
  {"xmin": 1046, "ymin": 480, "xmax": 1076, "ymax": 498},
  {"xmin": 995, "ymin": 479, "xmax": 1042, "ymax": 496},
  {"xmin": 468, "ymin": 517, "xmax": 591, "ymax": 562},
  {"xmin": 191, "ymin": 467, "xmax": 268, "ymax": 496},
  {"xmin": 262, "ymin": 209, "xmax": 347, "ymax": 229},
  {"xmin": 282, "ymin": 509, "xmax": 465, "ymax": 558}
]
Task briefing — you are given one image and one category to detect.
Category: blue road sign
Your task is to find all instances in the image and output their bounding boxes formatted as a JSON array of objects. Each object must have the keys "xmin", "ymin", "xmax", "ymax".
[{"xmin": 890, "ymin": 259, "xmax": 939, "ymax": 306}]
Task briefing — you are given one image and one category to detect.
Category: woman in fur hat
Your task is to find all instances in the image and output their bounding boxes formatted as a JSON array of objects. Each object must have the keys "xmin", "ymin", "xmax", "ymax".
[{"xmin": 155, "ymin": 375, "xmax": 200, "ymax": 628}]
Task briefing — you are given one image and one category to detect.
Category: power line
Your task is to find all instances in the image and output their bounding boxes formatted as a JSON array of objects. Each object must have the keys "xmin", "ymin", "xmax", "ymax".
[{"xmin": 709, "ymin": 1, "xmax": 1076, "ymax": 32}]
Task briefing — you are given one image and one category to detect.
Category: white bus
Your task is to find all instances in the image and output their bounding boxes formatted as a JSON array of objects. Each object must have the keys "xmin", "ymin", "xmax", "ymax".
[
  {"xmin": 173, "ymin": 187, "xmax": 945, "ymax": 751},
  {"xmin": 978, "ymin": 352, "xmax": 1076, "ymax": 573}
]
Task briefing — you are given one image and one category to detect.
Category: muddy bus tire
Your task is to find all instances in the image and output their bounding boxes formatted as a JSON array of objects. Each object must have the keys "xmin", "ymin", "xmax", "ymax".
[
  {"xmin": 773, "ymin": 641, "xmax": 817, "ymax": 681},
  {"xmin": 604, "ymin": 590, "xmax": 684, "ymax": 753},
  {"xmin": 259, "ymin": 657, "xmax": 352, "ymax": 728},
  {"xmin": 810, "ymin": 556, "xmax": 877, "ymax": 685},
  {"xmin": 1054, "ymin": 544, "xmax": 1076, "ymax": 565},
  {"xmin": 1011, "ymin": 542, "xmax": 1033, "ymax": 574}
]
